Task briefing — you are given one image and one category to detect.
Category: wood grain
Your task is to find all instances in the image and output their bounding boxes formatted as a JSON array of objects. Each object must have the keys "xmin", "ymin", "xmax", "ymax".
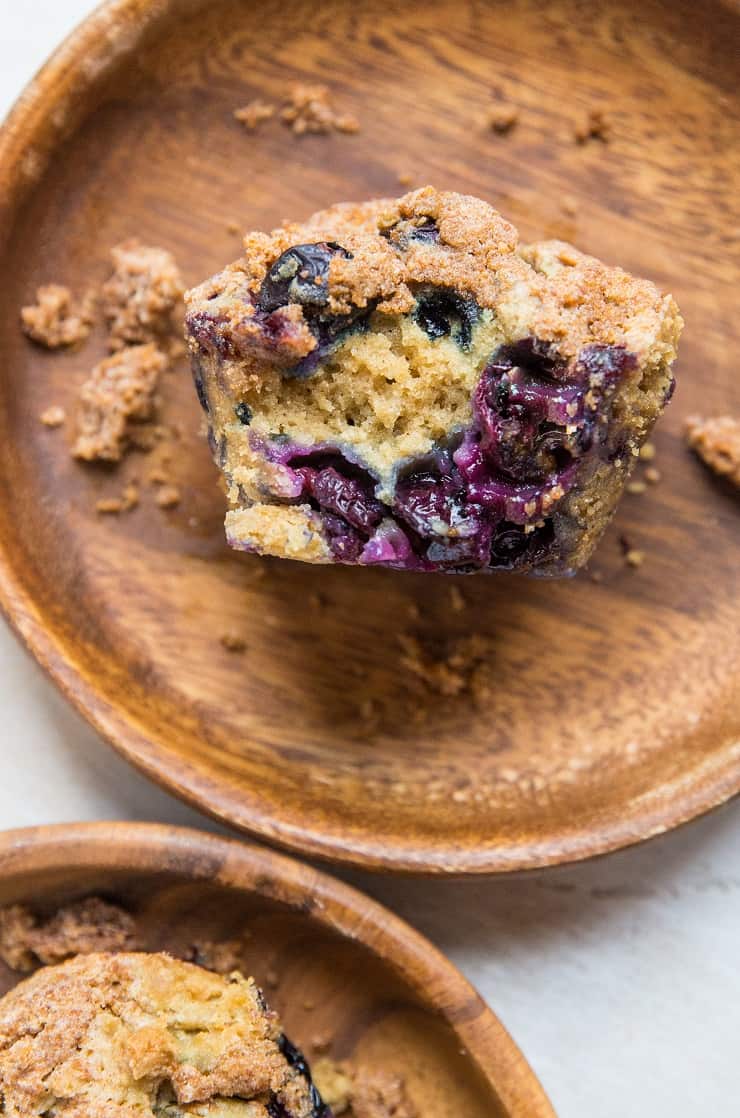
[
  {"xmin": 0, "ymin": 822, "xmax": 555, "ymax": 1118},
  {"xmin": 0, "ymin": 0, "xmax": 737, "ymax": 872}
]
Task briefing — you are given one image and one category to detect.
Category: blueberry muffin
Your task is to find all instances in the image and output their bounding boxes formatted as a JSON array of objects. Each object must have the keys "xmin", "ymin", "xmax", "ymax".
[
  {"xmin": 0, "ymin": 952, "xmax": 328, "ymax": 1117},
  {"xmin": 185, "ymin": 187, "xmax": 682, "ymax": 575}
]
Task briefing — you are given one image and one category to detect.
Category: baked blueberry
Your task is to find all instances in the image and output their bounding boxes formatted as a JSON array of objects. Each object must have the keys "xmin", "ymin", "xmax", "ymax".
[{"xmin": 185, "ymin": 187, "xmax": 683, "ymax": 575}]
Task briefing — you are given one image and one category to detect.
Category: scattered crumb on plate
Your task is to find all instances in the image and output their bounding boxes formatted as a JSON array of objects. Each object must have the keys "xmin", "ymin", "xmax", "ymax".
[
  {"xmin": 685, "ymin": 415, "xmax": 740, "ymax": 487},
  {"xmin": 488, "ymin": 106, "xmax": 519, "ymax": 134},
  {"xmin": 72, "ymin": 342, "xmax": 167, "ymax": 462},
  {"xmin": 313, "ymin": 1059, "xmax": 417, "ymax": 1118},
  {"xmin": 96, "ymin": 483, "xmax": 140, "ymax": 515},
  {"xmin": 234, "ymin": 99, "xmax": 276, "ymax": 130},
  {"xmin": 644, "ymin": 466, "xmax": 661, "ymax": 484},
  {"xmin": 449, "ymin": 585, "xmax": 466, "ymax": 612},
  {"xmin": 560, "ymin": 195, "xmax": 579, "ymax": 217},
  {"xmin": 102, "ymin": 239, "xmax": 184, "ymax": 351},
  {"xmin": 639, "ymin": 441, "xmax": 656, "ymax": 461},
  {"xmin": 220, "ymin": 632, "xmax": 247, "ymax": 653},
  {"xmin": 574, "ymin": 109, "xmax": 610, "ymax": 144},
  {"xmin": 155, "ymin": 483, "xmax": 181, "ymax": 509},
  {"xmin": 21, "ymin": 284, "xmax": 95, "ymax": 348},
  {"xmin": 398, "ymin": 633, "xmax": 490, "ymax": 699},
  {"xmin": 39, "ymin": 405, "xmax": 66, "ymax": 428},
  {"xmin": 397, "ymin": 171, "xmax": 415, "ymax": 187},
  {"xmin": 0, "ymin": 898, "xmax": 139, "ymax": 972},
  {"xmin": 279, "ymin": 83, "xmax": 360, "ymax": 135}
]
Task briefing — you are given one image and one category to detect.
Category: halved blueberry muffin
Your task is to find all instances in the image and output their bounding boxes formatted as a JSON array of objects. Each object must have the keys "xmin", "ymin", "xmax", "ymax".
[
  {"xmin": 185, "ymin": 188, "xmax": 682, "ymax": 575},
  {"xmin": 0, "ymin": 952, "xmax": 329, "ymax": 1117}
]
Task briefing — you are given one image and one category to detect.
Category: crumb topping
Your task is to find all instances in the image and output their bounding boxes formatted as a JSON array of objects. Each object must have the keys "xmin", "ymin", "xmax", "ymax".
[
  {"xmin": 0, "ymin": 899, "xmax": 138, "ymax": 973},
  {"xmin": 234, "ymin": 99, "xmax": 276, "ymax": 130},
  {"xmin": 103, "ymin": 239, "xmax": 184, "ymax": 351},
  {"xmin": 39, "ymin": 404, "xmax": 66, "ymax": 427},
  {"xmin": 279, "ymin": 83, "xmax": 360, "ymax": 135},
  {"xmin": 685, "ymin": 415, "xmax": 740, "ymax": 487},
  {"xmin": 72, "ymin": 342, "xmax": 167, "ymax": 462},
  {"xmin": 186, "ymin": 187, "xmax": 681, "ymax": 371},
  {"xmin": 21, "ymin": 284, "xmax": 95, "ymax": 348}
]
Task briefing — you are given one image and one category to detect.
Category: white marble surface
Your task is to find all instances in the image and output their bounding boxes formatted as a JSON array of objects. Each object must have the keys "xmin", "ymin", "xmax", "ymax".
[{"xmin": 1, "ymin": 4, "xmax": 738, "ymax": 1115}]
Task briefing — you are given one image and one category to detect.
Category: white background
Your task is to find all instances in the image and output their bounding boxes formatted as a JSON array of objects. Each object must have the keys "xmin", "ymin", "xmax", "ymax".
[{"xmin": 1, "ymin": 4, "xmax": 738, "ymax": 1115}]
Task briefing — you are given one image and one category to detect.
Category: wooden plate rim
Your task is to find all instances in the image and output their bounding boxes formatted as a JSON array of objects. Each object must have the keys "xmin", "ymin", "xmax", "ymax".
[
  {"xmin": 0, "ymin": 0, "xmax": 737, "ymax": 876},
  {"xmin": 0, "ymin": 821, "xmax": 556, "ymax": 1118}
]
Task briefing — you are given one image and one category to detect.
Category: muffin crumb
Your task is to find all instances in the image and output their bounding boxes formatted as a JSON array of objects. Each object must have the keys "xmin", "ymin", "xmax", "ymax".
[
  {"xmin": 398, "ymin": 633, "xmax": 489, "ymax": 697},
  {"xmin": 0, "ymin": 898, "xmax": 139, "ymax": 972},
  {"xmin": 313, "ymin": 1060, "xmax": 417, "ymax": 1118},
  {"xmin": 449, "ymin": 585, "xmax": 466, "ymax": 611},
  {"xmin": 280, "ymin": 83, "xmax": 360, "ymax": 135},
  {"xmin": 644, "ymin": 465, "xmax": 661, "ymax": 484},
  {"xmin": 96, "ymin": 483, "xmax": 140, "ymax": 514},
  {"xmin": 21, "ymin": 284, "xmax": 95, "ymax": 348},
  {"xmin": 155, "ymin": 483, "xmax": 181, "ymax": 508},
  {"xmin": 685, "ymin": 415, "xmax": 740, "ymax": 487},
  {"xmin": 234, "ymin": 99, "xmax": 275, "ymax": 130},
  {"xmin": 39, "ymin": 404, "xmax": 66, "ymax": 427},
  {"xmin": 220, "ymin": 632, "xmax": 247, "ymax": 653},
  {"xmin": 626, "ymin": 479, "xmax": 646, "ymax": 495},
  {"xmin": 397, "ymin": 171, "xmax": 415, "ymax": 187},
  {"xmin": 488, "ymin": 106, "xmax": 519, "ymax": 134},
  {"xmin": 574, "ymin": 109, "xmax": 610, "ymax": 144},
  {"xmin": 102, "ymin": 239, "xmax": 184, "ymax": 351},
  {"xmin": 72, "ymin": 343, "xmax": 167, "ymax": 462}
]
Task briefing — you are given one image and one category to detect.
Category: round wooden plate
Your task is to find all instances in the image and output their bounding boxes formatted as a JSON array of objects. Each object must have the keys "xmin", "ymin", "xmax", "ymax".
[
  {"xmin": 0, "ymin": 822, "xmax": 554, "ymax": 1117},
  {"xmin": 0, "ymin": 0, "xmax": 738, "ymax": 874}
]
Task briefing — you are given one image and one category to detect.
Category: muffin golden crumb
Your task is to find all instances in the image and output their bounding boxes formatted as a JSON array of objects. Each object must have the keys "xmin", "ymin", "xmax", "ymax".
[
  {"xmin": 103, "ymin": 239, "xmax": 185, "ymax": 351},
  {"xmin": 21, "ymin": 284, "xmax": 95, "ymax": 348},
  {"xmin": 0, "ymin": 898, "xmax": 138, "ymax": 972},
  {"xmin": 72, "ymin": 342, "xmax": 167, "ymax": 462},
  {"xmin": 685, "ymin": 415, "xmax": 740, "ymax": 487},
  {"xmin": 0, "ymin": 952, "xmax": 324, "ymax": 1118}
]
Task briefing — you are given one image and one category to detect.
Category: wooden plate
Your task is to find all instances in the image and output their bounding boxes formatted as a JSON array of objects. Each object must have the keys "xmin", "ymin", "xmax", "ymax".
[
  {"xmin": 0, "ymin": 0, "xmax": 738, "ymax": 873},
  {"xmin": 0, "ymin": 822, "xmax": 554, "ymax": 1117}
]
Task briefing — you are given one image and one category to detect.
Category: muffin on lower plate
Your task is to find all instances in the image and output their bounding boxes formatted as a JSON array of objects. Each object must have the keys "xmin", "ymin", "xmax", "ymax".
[{"xmin": 0, "ymin": 951, "xmax": 328, "ymax": 1117}]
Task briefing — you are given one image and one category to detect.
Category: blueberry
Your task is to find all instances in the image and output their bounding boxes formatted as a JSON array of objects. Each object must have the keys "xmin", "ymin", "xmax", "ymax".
[
  {"xmin": 276, "ymin": 1035, "xmax": 332, "ymax": 1118},
  {"xmin": 414, "ymin": 289, "xmax": 479, "ymax": 350},
  {"xmin": 191, "ymin": 362, "xmax": 210, "ymax": 413},
  {"xmin": 490, "ymin": 520, "xmax": 555, "ymax": 568},
  {"xmin": 576, "ymin": 343, "xmax": 636, "ymax": 384},
  {"xmin": 409, "ymin": 218, "xmax": 440, "ymax": 243},
  {"xmin": 394, "ymin": 470, "xmax": 463, "ymax": 538},
  {"xmin": 259, "ymin": 242, "xmax": 352, "ymax": 314},
  {"xmin": 234, "ymin": 402, "xmax": 252, "ymax": 425},
  {"xmin": 322, "ymin": 514, "xmax": 366, "ymax": 562},
  {"xmin": 308, "ymin": 467, "xmax": 384, "ymax": 533}
]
